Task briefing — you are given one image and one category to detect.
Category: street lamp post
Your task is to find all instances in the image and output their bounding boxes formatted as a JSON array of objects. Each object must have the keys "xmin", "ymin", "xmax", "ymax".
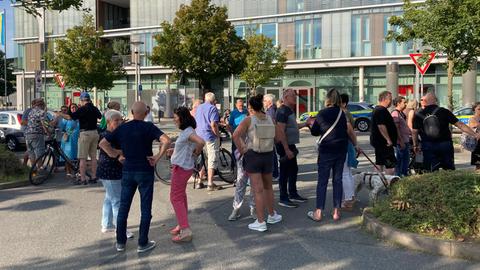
[{"xmin": 130, "ymin": 40, "xmax": 144, "ymax": 102}]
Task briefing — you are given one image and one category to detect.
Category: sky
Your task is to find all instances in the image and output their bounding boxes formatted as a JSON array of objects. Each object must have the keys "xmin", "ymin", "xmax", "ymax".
[{"xmin": 0, "ymin": 0, "xmax": 15, "ymax": 58}]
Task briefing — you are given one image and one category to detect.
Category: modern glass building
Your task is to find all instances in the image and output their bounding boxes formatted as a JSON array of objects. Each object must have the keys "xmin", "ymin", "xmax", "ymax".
[{"xmin": 13, "ymin": 0, "xmax": 479, "ymax": 115}]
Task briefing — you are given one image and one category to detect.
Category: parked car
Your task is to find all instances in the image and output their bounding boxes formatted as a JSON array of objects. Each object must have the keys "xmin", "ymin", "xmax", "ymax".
[
  {"xmin": 299, "ymin": 102, "xmax": 374, "ymax": 132},
  {"xmin": 453, "ymin": 107, "xmax": 473, "ymax": 125},
  {"xmin": 0, "ymin": 110, "xmax": 56, "ymax": 151}
]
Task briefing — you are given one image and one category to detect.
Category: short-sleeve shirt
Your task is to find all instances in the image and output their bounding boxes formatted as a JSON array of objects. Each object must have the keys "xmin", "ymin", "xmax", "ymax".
[
  {"xmin": 370, "ymin": 105, "xmax": 398, "ymax": 148},
  {"xmin": 266, "ymin": 105, "xmax": 277, "ymax": 122},
  {"xmin": 70, "ymin": 102, "xmax": 102, "ymax": 131},
  {"xmin": 171, "ymin": 127, "xmax": 197, "ymax": 170},
  {"xmin": 391, "ymin": 109, "xmax": 411, "ymax": 144},
  {"xmin": 276, "ymin": 105, "xmax": 299, "ymax": 145},
  {"xmin": 413, "ymin": 105, "xmax": 458, "ymax": 142},
  {"xmin": 195, "ymin": 103, "xmax": 220, "ymax": 142},
  {"xmin": 105, "ymin": 120, "xmax": 164, "ymax": 172},
  {"xmin": 310, "ymin": 106, "xmax": 348, "ymax": 154},
  {"xmin": 21, "ymin": 108, "xmax": 32, "ymax": 132},
  {"xmin": 228, "ymin": 108, "xmax": 247, "ymax": 132},
  {"xmin": 25, "ymin": 108, "xmax": 46, "ymax": 135},
  {"xmin": 97, "ymin": 130, "xmax": 122, "ymax": 180},
  {"xmin": 345, "ymin": 110, "xmax": 354, "ymax": 126}
]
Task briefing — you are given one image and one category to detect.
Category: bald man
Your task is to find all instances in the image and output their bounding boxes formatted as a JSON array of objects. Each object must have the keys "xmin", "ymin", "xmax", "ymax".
[
  {"xmin": 412, "ymin": 92, "xmax": 480, "ymax": 171},
  {"xmin": 99, "ymin": 101, "xmax": 171, "ymax": 253}
]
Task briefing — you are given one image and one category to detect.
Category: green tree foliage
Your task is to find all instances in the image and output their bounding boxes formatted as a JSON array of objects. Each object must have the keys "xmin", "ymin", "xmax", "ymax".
[
  {"xmin": 0, "ymin": 50, "xmax": 16, "ymax": 97},
  {"xmin": 387, "ymin": 0, "xmax": 480, "ymax": 110},
  {"xmin": 13, "ymin": 0, "xmax": 85, "ymax": 16},
  {"xmin": 47, "ymin": 15, "xmax": 125, "ymax": 91},
  {"xmin": 150, "ymin": 0, "xmax": 247, "ymax": 92},
  {"xmin": 240, "ymin": 33, "xmax": 287, "ymax": 95}
]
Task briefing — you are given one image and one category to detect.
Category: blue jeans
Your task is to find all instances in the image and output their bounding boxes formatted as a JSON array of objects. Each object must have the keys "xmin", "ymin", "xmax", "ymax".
[
  {"xmin": 316, "ymin": 152, "xmax": 346, "ymax": 210},
  {"xmin": 422, "ymin": 141, "xmax": 455, "ymax": 171},
  {"xmin": 116, "ymin": 171, "xmax": 154, "ymax": 246},
  {"xmin": 395, "ymin": 143, "xmax": 410, "ymax": 177},
  {"xmin": 101, "ymin": 179, "xmax": 122, "ymax": 229}
]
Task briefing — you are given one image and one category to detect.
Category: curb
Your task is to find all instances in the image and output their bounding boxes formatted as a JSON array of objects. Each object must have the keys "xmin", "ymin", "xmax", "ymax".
[
  {"xmin": 362, "ymin": 208, "xmax": 480, "ymax": 261},
  {"xmin": 0, "ymin": 180, "xmax": 30, "ymax": 190}
]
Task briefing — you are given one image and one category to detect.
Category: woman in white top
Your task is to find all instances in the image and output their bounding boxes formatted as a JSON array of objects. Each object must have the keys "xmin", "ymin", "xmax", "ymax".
[
  {"xmin": 233, "ymin": 94, "xmax": 282, "ymax": 232},
  {"xmin": 169, "ymin": 107, "xmax": 205, "ymax": 242}
]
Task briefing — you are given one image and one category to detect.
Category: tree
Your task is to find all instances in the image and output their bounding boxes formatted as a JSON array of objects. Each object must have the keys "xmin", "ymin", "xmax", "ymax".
[
  {"xmin": 13, "ymin": 0, "xmax": 85, "ymax": 16},
  {"xmin": 240, "ymin": 33, "xmax": 287, "ymax": 95},
  {"xmin": 47, "ymin": 15, "xmax": 125, "ymax": 91},
  {"xmin": 387, "ymin": 0, "xmax": 480, "ymax": 110},
  {"xmin": 150, "ymin": 0, "xmax": 247, "ymax": 92},
  {"xmin": 0, "ymin": 50, "xmax": 16, "ymax": 97}
]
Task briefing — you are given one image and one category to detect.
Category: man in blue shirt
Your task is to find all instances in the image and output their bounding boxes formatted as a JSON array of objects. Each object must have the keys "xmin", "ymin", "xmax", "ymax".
[
  {"xmin": 195, "ymin": 92, "xmax": 222, "ymax": 191},
  {"xmin": 99, "ymin": 101, "xmax": 171, "ymax": 253},
  {"xmin": 228, "ymin": 99, "xmax": 247, "ymax": 156}
]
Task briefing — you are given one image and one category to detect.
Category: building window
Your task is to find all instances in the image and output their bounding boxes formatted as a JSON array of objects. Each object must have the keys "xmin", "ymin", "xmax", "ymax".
[
  {"xmin": 295, "ymin": 19, "xmax": 321, "ymax": 60},
  {"xmin": 383, "ymin": 15, "xmax": 412, "ymax": 56},
  {"xmin": 351, "ymin": 15, "xmax": 371, "ymax": 57},
  {"xmin": 287, "ymin": 0, "xmax": 304, "ymax": 13},
  {"xmin": 234, "ymin": 23, "xmax": 278, "ymax": 46}
]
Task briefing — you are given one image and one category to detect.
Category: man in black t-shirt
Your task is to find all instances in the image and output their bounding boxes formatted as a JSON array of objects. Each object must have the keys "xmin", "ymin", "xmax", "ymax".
[
  {"xmin": 412, "ymin": 92, "xmax": 480, "ymax": 171},
  {"xmin": 370, "ymin": 91, "xmax": 397, "ymax": 175}
]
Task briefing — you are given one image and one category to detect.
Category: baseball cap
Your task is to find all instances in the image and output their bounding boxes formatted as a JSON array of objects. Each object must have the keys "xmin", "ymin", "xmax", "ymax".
[{"xmin": 80, "ymin": 92, "xmax": 91, "ymax": 100}]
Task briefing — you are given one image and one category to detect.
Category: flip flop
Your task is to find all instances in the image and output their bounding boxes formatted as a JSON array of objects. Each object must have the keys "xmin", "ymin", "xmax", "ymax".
[{"xmin": 307, "ymin": 211, "xmax": 322, "ymax": 222}]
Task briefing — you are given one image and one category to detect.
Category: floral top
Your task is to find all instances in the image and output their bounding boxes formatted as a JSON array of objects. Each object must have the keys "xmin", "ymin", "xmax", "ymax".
[
  {"xmin": 97, "ymin": 130, "xmax": 122, "ymax": 180},
  {"xmin": 25, "ymin": 108, "xmax": 46, "ymax": 135}
]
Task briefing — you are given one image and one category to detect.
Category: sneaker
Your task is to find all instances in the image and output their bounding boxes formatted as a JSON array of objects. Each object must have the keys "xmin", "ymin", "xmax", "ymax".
[
  {"xmin": 228, "ymin": 208, "xmax": 241, "ymax": 221},
  {"xmin": 289, "ymin": 194, "xmax": 308, "ymax": 203},
  {"xmin": 116, "ymin": 243, "xmax": 125, "ymax": 252},
  {"xmin": 248, "ymin": 220, "xmax": 267, "ymax": 232},
  {"xmin": 272, "ymin": 177, "xmax": 279, "ymax": 183},
  {"xmin": 267, "ymin": 211, "xmax": 282, "ymax": 224},
  {"xmin": 250, "ymin": 207, "xmax": 257, "ymax": 220},
  {"xmin": 278, "ymin": 200, "xmax": 298, "ymax": 208},
  {"xmin": 101, "ymin": 227, "xmax": 115, "ymax": 233},
  {"xmin": 137, "ymin": 241, "xmax": 156, "ymax": 253},
  {"xmin": 126, "ymin": 230, "xmax": 134, "ymax": 239}
]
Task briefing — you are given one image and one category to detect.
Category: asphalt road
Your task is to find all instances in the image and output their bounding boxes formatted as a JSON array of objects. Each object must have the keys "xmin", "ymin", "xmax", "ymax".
[{"xmin": 0, "ymin": 131, "xmax": 478, "ymax": 270}]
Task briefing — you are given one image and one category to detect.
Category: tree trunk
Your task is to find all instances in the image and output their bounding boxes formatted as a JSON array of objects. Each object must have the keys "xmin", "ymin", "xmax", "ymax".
[{"xmin": 447, "ymin": 59, "xmax": 454, "ymax": 111}]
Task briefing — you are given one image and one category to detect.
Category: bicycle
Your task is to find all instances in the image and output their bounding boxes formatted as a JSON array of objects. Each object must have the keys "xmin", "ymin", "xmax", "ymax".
[
  {"xmin": 154, "ymin": 137, "xmax": 236, "ymax": 187},
  {"xmin": 29, "ymin": 137, "xmax": 91, "ymax": 185}
]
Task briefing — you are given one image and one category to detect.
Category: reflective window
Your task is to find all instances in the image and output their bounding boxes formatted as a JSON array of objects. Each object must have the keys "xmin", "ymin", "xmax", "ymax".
[
  {"xmin": 295, "ymin": 19, "xmax": 321, "ymax": 59},
  {"xmin": 234, "ymin": 23, "xmax": 277, "ymax": 45},
  {"xmin": 351, "ymin": 15, "xmax": 371, "ymax": 57},
  {"xmin": 0, "ymin": 114, "xmax": 8, "ymax": 125}
]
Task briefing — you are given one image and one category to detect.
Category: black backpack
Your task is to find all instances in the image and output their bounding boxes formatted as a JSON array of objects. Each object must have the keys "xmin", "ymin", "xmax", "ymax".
[{"xmin": 422, "ymin": 107, "xmax": 441, "ymax": 139}]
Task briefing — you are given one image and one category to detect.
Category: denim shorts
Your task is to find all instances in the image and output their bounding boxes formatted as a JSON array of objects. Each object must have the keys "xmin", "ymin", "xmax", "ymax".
[{"xmin": 243, "ymin": 150, "xmax": 273, "ymax": 174}]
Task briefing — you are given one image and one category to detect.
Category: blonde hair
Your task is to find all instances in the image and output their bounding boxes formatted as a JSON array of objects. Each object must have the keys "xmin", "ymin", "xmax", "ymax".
[
  {"xmin": 324, "ymin": 88, "xmax": 341, "ymax": 107},
  {"xmin": 406, "ymin": 99, "xmax": 418, "ymax": 110}
]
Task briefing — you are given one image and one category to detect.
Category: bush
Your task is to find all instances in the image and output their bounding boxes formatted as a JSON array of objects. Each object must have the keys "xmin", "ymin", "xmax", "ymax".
[
  {"xmin": 0, "ymin": 145, "xmax": 29, "ymax": 182},
  {"xmin": 372, "ymin": 171, "xmax": 480, "ymax": 240}
]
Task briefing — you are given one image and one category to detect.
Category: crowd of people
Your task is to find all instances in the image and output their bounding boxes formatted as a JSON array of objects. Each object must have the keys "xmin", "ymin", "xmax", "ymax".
[{"xmin": 19, "ymin": 87, "xmax": 480, "ymax": 253}]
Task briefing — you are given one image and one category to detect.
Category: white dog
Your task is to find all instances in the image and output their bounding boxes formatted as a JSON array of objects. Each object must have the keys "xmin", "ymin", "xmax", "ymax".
[{"xmin": 353, "ymin": 172, "xmax": 400, "ymax": 203}]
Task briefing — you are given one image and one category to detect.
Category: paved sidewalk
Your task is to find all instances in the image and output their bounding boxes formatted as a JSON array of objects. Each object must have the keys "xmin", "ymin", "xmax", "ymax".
[{"xmin": 0, "ymin": 133, "xmax": 478, "ymax": 269}]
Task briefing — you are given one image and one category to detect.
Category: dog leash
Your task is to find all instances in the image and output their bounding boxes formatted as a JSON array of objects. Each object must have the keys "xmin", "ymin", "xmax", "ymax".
[{"xmin": 359, "ymin": 150, "xmax": 389, "ymax": 189}]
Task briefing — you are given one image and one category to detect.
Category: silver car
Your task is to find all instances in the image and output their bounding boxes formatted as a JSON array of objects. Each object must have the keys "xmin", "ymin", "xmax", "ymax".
[{"xmin": 0, "ymin": 111, "xmax": 25, "ymax": 151}]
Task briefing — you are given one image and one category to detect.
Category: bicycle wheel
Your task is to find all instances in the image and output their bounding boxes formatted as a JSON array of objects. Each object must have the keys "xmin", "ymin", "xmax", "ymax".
[
  {"xmin": 29, "ymin": 151, "xmax": 56, "ymax": 185},
  {"xmin": 217, "ymin": 148, "xmax": 236, "ymax": 184},
  {"xmin": 155, "ymin": 156, "xmax": 172, "ymax": 185}
]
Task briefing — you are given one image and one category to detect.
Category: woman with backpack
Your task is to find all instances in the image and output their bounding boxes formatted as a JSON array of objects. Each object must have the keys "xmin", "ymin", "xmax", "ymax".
[
  {"xmin": 305, "ymin": 89, "xmax": 358, "ymax": 222},
  {"xmin": 233, "ymin": 94, "xmax": 282, "ymax": 232}
]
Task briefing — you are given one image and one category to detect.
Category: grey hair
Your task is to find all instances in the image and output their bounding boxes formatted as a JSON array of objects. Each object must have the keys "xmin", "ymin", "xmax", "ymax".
[
  {"xmin": 264, "ymin": 94, "xmax": 275, "ymax": 104},
  {"xmin": 205, "ymin": 92, "xmax": 215, "ymax": 103},
  {"xmin": 104, "ymin": 109, "xmax": 122, "ymax": 122}
]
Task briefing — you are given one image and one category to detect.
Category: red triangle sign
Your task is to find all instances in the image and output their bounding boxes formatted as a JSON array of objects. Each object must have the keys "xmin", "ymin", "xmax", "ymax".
[
  {"xmin": 54, "ymin": 73, "xmax": 66, "ymax": 89},
  {"xmin": 409, "ymin": 52, "xmax": 436, "ymax": 75}
]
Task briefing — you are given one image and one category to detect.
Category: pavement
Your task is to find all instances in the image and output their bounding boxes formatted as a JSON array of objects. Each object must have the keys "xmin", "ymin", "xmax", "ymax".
[{"xmin": 0, "ymin": 130, "xmax": 479, "ymax": 270}]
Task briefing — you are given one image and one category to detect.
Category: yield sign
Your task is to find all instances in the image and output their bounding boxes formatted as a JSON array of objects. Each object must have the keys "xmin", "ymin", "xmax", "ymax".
[
  {"xmin": 54, "ymin": 73, "xmax": 66, "ymax": 89},
  {"xmin": 409, "ymin": 52, "xmax": 436, "ymax": 75}
]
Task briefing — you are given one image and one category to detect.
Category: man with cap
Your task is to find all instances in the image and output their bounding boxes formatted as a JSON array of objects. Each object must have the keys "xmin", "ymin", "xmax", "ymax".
[{"xmin": 60, "ymin": 92, "xmax": 102, "ymax": 184}]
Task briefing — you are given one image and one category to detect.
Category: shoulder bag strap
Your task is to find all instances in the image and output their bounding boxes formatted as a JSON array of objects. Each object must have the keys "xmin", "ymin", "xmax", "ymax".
[{"xmin": 318, "ymin": 108, "xmax": 343, "ymax": 145}]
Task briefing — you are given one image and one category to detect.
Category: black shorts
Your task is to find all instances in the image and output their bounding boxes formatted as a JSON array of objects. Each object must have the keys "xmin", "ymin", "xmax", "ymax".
[
  {"xmin": 243, "ymin": 150, "xmax": 273, "ymax": 174},
  {"xmin": 374, "ymin": 145, "xmax": 397, "ymax": 169}
]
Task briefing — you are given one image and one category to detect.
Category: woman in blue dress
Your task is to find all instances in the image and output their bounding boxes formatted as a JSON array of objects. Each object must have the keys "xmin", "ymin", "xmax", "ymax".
[{"xmin": 59, "ymin": 103, "xmax": 80, "ymax": 177}]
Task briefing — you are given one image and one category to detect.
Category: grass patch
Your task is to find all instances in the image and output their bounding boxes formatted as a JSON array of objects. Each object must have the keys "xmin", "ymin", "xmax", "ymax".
[
  {"xmin": 372, "ymin": 171, "xmax": 480, "ymax": 241},
  {"xmin": 0, "ymin": 146, "xmax": 29, "ymax": 183}
]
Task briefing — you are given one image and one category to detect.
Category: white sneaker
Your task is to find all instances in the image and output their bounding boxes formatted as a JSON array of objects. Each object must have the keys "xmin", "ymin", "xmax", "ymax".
[
  {"xmin": 126, "ymin": 230, "xmax": 134, "ymax": 239},
  {"xmin": 248, "ymin": 219, "xmax": 267, "ymax": 232},
  {"xmin": 228, "ymin": 208, "xmax": 241, "ymax": 221},
  {"xmin": 267, "ymin": 211, "xmax": 282, "ymax": 224},
  {"xmin": 101, "ymin": 227, "xmax": 115, "ymax": 233},
  {"xmin": 250, "ymin": 207, "xmax": 257, "ymax": 220}
]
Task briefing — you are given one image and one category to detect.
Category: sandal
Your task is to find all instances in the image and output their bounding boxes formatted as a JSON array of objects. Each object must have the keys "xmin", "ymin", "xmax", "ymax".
[
  {"xmin": 332, "ymin": 210, "xmax": 341, "ymax": 221},
  {"xmin": 307, "ymin": 211, "xmax": 322, "ymax": 222},
  {"xmin": 172, "ymin": 229, "xmax": 192, "ymax": 243},
  {"xmin": 207, "ymin": 184, "xmax": 223, "ymax": 191},
  {"xmin": 170, "ymin": 226, "xmax": 181, "ymax": 236}
]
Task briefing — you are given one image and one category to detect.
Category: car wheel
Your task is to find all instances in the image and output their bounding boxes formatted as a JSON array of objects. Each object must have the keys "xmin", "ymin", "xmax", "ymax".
[
  {"xmin": 6, "ymin": 136, "xmax": 18, "ymax": 151},
  {"xmin": 355, "ymin": 119, "xmax": 370, "ymax": 132}
]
